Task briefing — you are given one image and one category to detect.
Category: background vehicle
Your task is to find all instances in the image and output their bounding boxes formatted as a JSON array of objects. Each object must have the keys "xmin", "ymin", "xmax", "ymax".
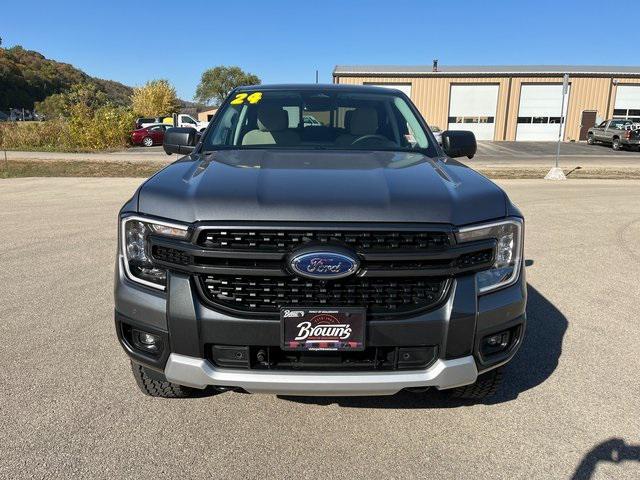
[
  {"xmin": 162, "ymin": 113, "xmax": 209, "ymax": 132},
  {"xmin": 135, "ymin": 117, "xmax": 166, "ymax": 129},
  {"xmin": 137, "ymin": 114, "xmax": 209, "ymax": 131},
  {"xmin": 131, "ymin": 124, "xmax": 171, "ymax": 147},
  {"xmin": 303, "ymin": 115, "xmax": 322, "ymax": 126},
  {"xmin": 430, "ymin": 125, "xmax": 443, "ymax": 145},
  {"xmin": 587, "ymin": 119, "xmax": 640, "ymax": 151}
]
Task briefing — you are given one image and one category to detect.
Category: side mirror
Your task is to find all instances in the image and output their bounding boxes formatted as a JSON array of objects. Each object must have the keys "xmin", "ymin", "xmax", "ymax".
[
  {"xmin": 163, "ymin": 127, "xmax": 198, "ymax": 155},
  {"xmin": 441, "ymin": 130, "xmax": 477, "ymax": 159}
]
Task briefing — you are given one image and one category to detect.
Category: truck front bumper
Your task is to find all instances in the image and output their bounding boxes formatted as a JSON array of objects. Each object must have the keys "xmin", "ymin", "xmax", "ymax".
[
  {"xmin": 115, "ymin": 256, "xmax": 527, "ymax": 396},
  {"xmin": 164, "ymin": 353, "xmax": 478, "ymax": 396}
]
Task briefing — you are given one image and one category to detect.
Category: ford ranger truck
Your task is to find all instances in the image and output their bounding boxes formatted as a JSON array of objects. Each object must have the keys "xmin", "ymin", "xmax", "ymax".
[{"xmin": 115, "ymin": 84, "xmax": 526, "ymax": 399}]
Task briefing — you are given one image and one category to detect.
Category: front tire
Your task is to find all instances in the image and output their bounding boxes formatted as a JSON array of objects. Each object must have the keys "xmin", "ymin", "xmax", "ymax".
[
  {"xmin": 142, "ymin": 136, "xmax": 154, "ymax": 147},
  {"xmin": 130, "ymin": 361, "xmax": 200, "ymax": 398},
  {"xmin": 612, "ymin": 138, "xmax": 621, "ymax": 151},
  {"xmin": 448, "ymin": 367, "xmax": 504, "ymax": 399},
  {"xmin": 587, "ymin": 134, "xmax": 595, "ymax": 145}
]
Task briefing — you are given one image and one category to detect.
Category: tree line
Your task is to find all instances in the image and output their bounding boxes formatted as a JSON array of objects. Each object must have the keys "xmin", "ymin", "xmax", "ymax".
[{"xmin": 1, "ymin": 45, "xmax": 261, "ymax": 117}]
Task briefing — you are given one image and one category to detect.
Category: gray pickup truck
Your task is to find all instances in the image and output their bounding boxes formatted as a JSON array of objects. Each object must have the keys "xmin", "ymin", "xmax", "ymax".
[
  {"xmin": 115, "ymin": 84, "xmax": 526, "ymax": 400},
  {"xmin": 587, "ymin": 119, "xmax": 640, "ymax": 150}
]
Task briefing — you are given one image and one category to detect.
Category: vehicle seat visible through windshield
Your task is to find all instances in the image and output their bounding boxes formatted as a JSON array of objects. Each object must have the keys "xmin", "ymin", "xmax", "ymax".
[
  {"xmin": 242, "ymin": 105, "xmax": 300, "ymax": 146},
  {"xmin": 335, "ymin": 107, "xmax": 379, "ymax": 146}
]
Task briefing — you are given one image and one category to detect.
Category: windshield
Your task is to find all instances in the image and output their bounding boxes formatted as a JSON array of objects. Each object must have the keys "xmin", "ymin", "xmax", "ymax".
[{"xmin": 202, "ymin": 88, "xmax": 437, "ymax": 155}]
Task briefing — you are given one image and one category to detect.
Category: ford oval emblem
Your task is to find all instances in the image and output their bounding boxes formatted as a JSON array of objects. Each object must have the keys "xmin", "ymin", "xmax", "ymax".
[{"xmin": 290, "ymin": 251, "xmax": 359, "ymax": 280}]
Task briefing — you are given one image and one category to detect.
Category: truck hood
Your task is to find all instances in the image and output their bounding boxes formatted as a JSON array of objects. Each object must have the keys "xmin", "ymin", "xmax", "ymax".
[{"xmin": 137, "ymin": 149, "xmax": 506, "ymax": 226}]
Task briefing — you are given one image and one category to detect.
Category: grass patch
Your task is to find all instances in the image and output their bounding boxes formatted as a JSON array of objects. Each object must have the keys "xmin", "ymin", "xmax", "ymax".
[
  {"xmin": 2, "ymin": 160, "xmax": 639, "ymax": 180},
  {"xmin": 477, "ymin": 167, "xmax": 640, "ymax": 179},
  {"xmin": 0, "ymin": 160, "xmax": 167, "ymax": 178}
]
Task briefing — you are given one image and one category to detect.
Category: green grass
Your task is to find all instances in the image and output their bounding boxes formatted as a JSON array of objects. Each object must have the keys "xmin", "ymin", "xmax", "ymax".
[
  {"xmin": 0, "ymin": 160, "xmax": 167, "ymax": 178},
  {"xmin": 1, "ymin": 160, "xmax": 639, "ymax": 180}
]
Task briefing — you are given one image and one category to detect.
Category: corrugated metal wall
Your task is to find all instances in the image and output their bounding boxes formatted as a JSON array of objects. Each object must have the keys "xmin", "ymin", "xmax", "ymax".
[{"xmin": 335, "ymin": 74, "xmax": 638, "ymax": 141}]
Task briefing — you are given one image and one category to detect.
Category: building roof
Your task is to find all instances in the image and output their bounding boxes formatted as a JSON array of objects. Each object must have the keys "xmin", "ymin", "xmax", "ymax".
[{"xmin": 333, "ymin": 65, "xmax": 640, "ymax": 76}]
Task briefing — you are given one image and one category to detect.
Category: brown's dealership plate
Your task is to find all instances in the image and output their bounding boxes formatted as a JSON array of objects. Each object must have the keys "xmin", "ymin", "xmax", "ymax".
[{"xmin": 280, "ymin": 308, "xmax": 365, "ymax": 352}]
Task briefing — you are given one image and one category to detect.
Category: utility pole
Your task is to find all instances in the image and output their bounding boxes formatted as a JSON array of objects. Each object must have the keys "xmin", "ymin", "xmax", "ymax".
[{"xmin": 315, "ymin": 70, "xmax": 319, "ymax": 84}]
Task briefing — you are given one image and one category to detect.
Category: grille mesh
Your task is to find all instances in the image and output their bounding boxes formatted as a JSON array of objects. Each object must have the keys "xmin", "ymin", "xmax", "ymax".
[
  {"xmin": 200, "ymin": 275, "xmax": 449, "ymax": 316},
  {"xmin": 198, "ymin": 229, "xmax": 451, "ymax": 252}
]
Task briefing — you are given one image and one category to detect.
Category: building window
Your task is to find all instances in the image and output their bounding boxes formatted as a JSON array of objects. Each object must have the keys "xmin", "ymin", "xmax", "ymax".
[
  {"xmin": 477, "ymin": 116, "xmax": 494, "ymax": 124},
  {"xmin": 613, "ymin": 108, "xmax": 640, "ymax": 120},
  {"xmin": 449, "ymin": 116, "xmax": 494, "ymax": 124},
  {"xmin": 518, "ymin": 116, "xmax": 564, "ymax": 124}
]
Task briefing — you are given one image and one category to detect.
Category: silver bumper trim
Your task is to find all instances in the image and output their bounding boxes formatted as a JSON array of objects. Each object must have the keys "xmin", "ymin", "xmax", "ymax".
[{"xmin": 164, "ymin": 353, "xmax": 479, "ymax": 396}]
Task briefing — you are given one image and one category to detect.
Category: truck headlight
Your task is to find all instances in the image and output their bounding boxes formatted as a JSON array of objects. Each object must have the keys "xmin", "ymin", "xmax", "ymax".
[
  {"xmin": 456, "ymin": 218, "xmax": 523, "ymax": 294},
  {"xmin": 120, "ymin": 216, "xmax": 189, "ymax": 289}
]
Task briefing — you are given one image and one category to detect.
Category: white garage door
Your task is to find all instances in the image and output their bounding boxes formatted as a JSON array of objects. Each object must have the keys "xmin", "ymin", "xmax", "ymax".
[
  {"xmin": 516, "ymin": 84, "xmax": 570, "ymax": 141},
  {"xmin": 613, "ymin": 85, "xmax": 640, "ymax": 121},
  {"xmin": 365, "ymin": 83, "xmax": 412, "ymax": 98},
  {"xmin": 447, "ymin": 85, "xmax": 499, "ymax": 141}
]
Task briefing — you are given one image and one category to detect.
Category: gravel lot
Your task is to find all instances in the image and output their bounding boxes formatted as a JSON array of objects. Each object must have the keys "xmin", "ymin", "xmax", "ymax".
[{"xmin": 1, "ymin": 178, "xmax": 639, "ymax": 479}]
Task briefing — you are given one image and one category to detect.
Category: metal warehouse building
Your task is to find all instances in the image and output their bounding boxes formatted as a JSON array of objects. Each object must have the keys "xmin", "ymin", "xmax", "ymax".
[{"xmin": 333, "ymin": 65, "xmax": 640, "ymax": 141}]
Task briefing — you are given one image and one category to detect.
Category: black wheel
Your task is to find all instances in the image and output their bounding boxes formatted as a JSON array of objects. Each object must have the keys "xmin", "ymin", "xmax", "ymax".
[
  {"xmin": 448, "ymin": 367, "xmax": 504, "ymax": 399},
  {"xmin": 142, "ymin": 136, "xmax": 154, "ymax": 147},
  {"xmin": 612, "ymin": 138, "xmax": 621, "ymax": 151},
  {"xmin": 130, "ymin": 361, "xmax": 200, "ymax": 398},
  {"xmin": 587, "ymin": 134, "xmax": 595, "ymax": 145}
]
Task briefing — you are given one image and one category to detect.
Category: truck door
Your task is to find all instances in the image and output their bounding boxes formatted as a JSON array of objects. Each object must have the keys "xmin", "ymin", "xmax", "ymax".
[
  {"xmin": 595, "ymin": 121, "xmax": 609, "ymax": 141},
  {"xmin": 606, "ymin": 120, "xmax": 623, "ymax": 142}
]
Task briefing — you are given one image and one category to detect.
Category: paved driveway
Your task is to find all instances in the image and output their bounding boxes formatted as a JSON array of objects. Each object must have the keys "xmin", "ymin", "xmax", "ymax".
[
  {"xmin": 477, "ymin": 140, "xmax": 640, "ymax": 158},
  {"xmin": 0, "ymin": 178, "xmax": 639, "ymax": 479}
]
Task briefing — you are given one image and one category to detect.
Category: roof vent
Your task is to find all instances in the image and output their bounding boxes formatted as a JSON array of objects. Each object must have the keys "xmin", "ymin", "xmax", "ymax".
[{"xmin": 432, "ymin": 59, "xmax": 438, "ymax": 72}]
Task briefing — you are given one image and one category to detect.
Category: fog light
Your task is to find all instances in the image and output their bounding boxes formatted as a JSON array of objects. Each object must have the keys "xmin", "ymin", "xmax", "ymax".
[
  {"xmin": 132, "ymin": 329, "xmax": 161, "ymax": 353},
  {"xmin": 486, "ymin": 332, "xmax": 509, "ymax": 347},
  {"xmin": 139, "ymin": 332, "xmax": 158, "ymax": 345},
  {"xmin": 481, "ymin": 331, "xmax": 511, "ymax": 356}
]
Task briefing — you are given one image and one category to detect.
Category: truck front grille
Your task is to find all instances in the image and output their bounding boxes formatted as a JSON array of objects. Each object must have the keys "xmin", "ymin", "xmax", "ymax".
[
  {"xmin": 148, "ymin": 224, "xmax": 496, "ymax": 319},
  {"xmin": 198, "ymin": 228, "xmax": 451, "ymax": 252},
  {"xmin": 198, "ymin": 274, "xmax": 450, "ymax": 317}
]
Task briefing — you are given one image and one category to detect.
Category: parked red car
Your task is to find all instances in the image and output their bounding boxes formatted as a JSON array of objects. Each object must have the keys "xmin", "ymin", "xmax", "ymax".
[{"xmin": 131, "ymin": 124, "xmax": 171, "ymax": 147}]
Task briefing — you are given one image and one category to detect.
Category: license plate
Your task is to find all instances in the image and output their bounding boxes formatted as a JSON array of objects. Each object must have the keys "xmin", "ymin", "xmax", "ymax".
[{"xmin": 280, "ymin": 307, "xmax": 365, "ymax": 352}]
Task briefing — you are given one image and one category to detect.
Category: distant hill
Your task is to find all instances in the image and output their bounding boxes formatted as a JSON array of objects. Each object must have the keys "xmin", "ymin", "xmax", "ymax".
[{"xmin": 0, "ymin": 46, "xmax": 133, "ymax": 111}]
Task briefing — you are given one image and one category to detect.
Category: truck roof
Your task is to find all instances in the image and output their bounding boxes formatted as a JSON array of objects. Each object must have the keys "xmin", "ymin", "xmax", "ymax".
[{"xmin": 234, "ymin": 84, "xmax": 406, "ymax": 94}]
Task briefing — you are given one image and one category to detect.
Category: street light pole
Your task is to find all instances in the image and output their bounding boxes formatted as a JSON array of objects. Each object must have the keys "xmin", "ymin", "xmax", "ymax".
[
  {"xmin": 546, "ymin": 74, "xmax": 569, "ymax": 180},
  {"xmin": 555, "ymin": 74, "xmax": 569, "ymax": 168}
]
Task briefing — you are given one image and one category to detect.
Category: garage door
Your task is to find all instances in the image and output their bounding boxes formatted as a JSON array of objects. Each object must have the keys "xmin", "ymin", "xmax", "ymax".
[
  {"xmin": 613, "ymin": 85, "xmax": 640, "ymax": 122},
  {"xmin": 365, "ymin": 83, "xmax": 412, "ymax": 98},
  {"xmin": 447, "ymin": 85, "xmax": 499, "ymax": 141},
  {"xmin": 516, "ymin": 84, "xmax": 570, "ymax": 141}
]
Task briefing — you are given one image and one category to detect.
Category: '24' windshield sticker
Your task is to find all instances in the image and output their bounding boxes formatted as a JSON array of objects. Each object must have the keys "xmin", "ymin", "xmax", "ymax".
[{"xmin": 230, "ymin": 92, "xmax": 263, "ymax": 105}]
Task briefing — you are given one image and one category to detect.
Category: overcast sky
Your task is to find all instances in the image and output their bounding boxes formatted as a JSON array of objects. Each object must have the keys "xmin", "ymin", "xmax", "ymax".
[{"xmin": 2, "ymin": 0, "xmax": 633, "ymax": 100}]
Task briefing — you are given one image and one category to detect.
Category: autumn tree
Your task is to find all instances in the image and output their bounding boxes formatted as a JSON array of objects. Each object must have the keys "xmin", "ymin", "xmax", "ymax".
[
  {"xmin": 35, "ymin": 83, "xmax": 109, "ymax": 118},
  {"xmin": 194, "ymin": 66, "xmax": 260, "ymax": 106},
  {"xmin": 131, "ymin": 79, "xmax": 180, "ymax": 116}
]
